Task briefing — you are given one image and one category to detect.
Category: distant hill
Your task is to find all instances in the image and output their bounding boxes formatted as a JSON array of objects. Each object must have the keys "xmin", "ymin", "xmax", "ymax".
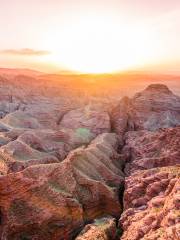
[
  {"xmin": 0, "ymin": 68, "xmax": 43, "ymax": 77},
  {"xmin": 0, "ymin": 67, "xmax": 179, "ymax": 96}
]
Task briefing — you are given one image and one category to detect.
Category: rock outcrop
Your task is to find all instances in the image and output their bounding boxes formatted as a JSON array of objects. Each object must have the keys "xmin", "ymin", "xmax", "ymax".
[
  {"xmin": 0, "ymin": 133, "xmax": 124, "ymax": 239},
  {"xmin": 119, "ymin": 118, "xmax": 180, "ymax": 240},
  {"xmin": 0, "ymin": 105, "xmax": 110, "ymax": 174},
  {"xmin": 122, "ymin": 126, "xmax": 180, "ymax": 174},
  {"xmin": 110, "ymin": 85, "xmax": 180, "ymax": 240},
  {"xmin": 111, "ymin": 84, "xmax": 180, "ymax": 134},
  {"xmin": 120, "ymin": 166, "xmax": 180, "ymax": 240},
  {"xmin": 0, "ymin": 79, "xmax": 179, "ymax": 240},
  {"xmin": 75, "ymin": 217, "xmax": 117, "ymax": 240},
  {"xmin": 60, "ymin": 105, "xmax": 111, "ymax": 135}
]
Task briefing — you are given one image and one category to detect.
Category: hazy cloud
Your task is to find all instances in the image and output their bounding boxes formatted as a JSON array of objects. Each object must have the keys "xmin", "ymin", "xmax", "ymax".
[{"xmin": 0, "ymin": 48, "xmax": 50, "ymax": 56}]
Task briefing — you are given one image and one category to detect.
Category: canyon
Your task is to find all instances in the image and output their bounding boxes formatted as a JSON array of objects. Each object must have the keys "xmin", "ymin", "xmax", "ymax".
[{"xmin": 0, "ymin": 72, "xmax": 179, "ymax": 240}]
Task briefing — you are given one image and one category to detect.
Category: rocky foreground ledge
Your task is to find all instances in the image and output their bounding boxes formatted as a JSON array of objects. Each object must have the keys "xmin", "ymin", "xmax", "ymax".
[{"xmin": 0, "ymin": 83, "xmax": 179, "ymax": 239}]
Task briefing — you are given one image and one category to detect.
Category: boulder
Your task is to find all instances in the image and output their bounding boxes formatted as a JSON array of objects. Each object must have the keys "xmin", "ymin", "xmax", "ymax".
[{"xmin": 75, "ymin": 216, "xmax": 117, "ymax": 240}]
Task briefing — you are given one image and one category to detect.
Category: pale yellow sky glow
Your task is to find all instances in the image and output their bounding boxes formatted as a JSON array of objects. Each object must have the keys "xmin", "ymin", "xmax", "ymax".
[
  {"xmin": 43, "ymin": 14, "xmax": 158, "ymax": 73},
  {"xmin": 0, "ymin": 0, "xmax": 180, "ymax": 74}
]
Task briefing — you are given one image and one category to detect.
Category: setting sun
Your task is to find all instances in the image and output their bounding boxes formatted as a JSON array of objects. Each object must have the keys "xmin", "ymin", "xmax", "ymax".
[
  {"xmin": 0, "ymin": 1, "xmax": 180, "ymax": 240},
  {"xmin": 1, "ymin": 1, "xmax": 180, "ymax": 74},
  {"xmin": 43, "ymin": 14, "xmax": 157, "ymax": 73}
]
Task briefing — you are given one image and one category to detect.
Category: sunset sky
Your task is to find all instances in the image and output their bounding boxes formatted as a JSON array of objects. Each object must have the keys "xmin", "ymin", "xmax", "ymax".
[{"xmin": 0, "ymin": 0, "xmax": 180, "ymax": 74}]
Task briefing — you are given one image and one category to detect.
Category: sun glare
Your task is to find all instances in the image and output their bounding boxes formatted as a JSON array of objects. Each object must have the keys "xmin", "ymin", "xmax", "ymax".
[{"xmin": 43, "ymin": 14, "xmax": 157, "ymax": 74}]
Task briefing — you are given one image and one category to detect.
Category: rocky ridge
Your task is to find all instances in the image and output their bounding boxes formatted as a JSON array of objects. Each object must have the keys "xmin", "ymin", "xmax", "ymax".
[
  {"xmin": 113, "ymin": 85, "xmax": 180, "ymax": 240},
  {"xmin": 0, "ymin": 78, "xmax": 179, "ymax": 240},
  {"xmin": 111, "ymin": 84, "xmax": 180, "ymax": 134},
  {"xmin": 0, "ymin": 133, "xmax": 124, "ymax": 239}
]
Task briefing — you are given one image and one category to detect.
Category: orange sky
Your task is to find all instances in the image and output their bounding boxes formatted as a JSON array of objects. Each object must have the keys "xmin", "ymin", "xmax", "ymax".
[{"xmin": 0, "ymin": 0, "xmax": 180, "ymax": 74}]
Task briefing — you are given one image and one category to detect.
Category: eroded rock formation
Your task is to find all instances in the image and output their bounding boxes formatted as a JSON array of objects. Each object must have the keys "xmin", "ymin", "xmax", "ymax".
[
  {"xmin": 0, "ymin": 79, "xmax": 179, "ymax": 240},
  {"xmin": 122, "ymin": 126, "xmax": 180, "ymax": 174},
  {"xmin": 0, "ymin": 105, "xmax": 110, "ymax": 174},
  {"xmin": 120, "ymin": 166, "xmax": 180, "ymax": 240},
  {"xmin": 75, "ymin": 217, "xmax": 117, "ymax": 240},
  {"xmin": 0, "ymin": 133, "xmax": 124, "ymax": 239},
  {"xmin": 111, "ymin": 84, "xmax": 180, "ymax": 134},
  {"xmin": 117, "ymin": 86, "xmax": 180, "ymax": 240}
]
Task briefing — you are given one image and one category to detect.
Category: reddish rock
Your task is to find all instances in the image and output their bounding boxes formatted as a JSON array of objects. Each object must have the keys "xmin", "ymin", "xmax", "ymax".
[
  {"xmin": 0, "ymin": 104, "xmax": 111, "ymax": 173},
  {"xmin": 120, "ymin": 166, "xmax": 180, "ymax": 240},
  {"xmin": 60, "ymin": 105, "xmax": 111, "ymax": 135},
  {"xmin": 0, "ymin": 129, "xmax": 78, "ymax": 174},
  {"xmin": 0, "ymin": 80, "xmax": 179, "ymax": 240},
  {"xmin": 75, "ymin": 217, "xmax": 117, "ymax": 240},
  {"xmin": 115, "ymin": 86, "xmax": 180, "ymax": 240},
  {"xmin": 0, "ymin": 133, "xmax": 124, "ymax": 240},
  {"xmin": 122, "ymin": 126, "xmax": 180, "ymax": 174},
  {"xmin": 112, "ymin": 84, "xmax": 180, "ymax": 133}
]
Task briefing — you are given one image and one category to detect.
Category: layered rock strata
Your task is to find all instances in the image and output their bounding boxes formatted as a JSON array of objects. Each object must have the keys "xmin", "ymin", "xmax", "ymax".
[{"xmin": 0, "ymin": 133, "xmax": 124, "ymax": 240}]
